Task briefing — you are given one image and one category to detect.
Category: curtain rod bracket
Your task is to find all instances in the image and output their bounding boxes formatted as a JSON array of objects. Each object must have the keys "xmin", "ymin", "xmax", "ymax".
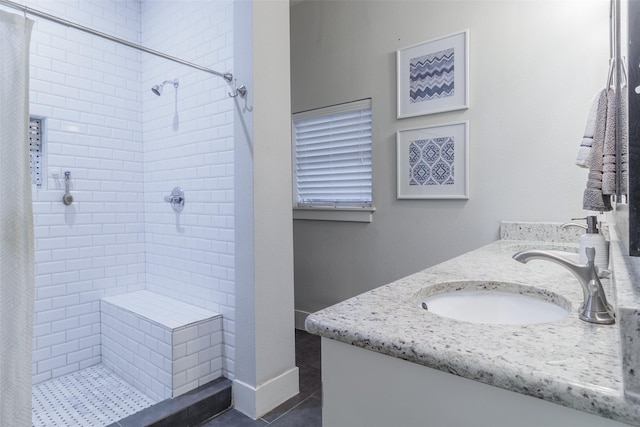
[{"xmin": 228, "ymin": 79, "xmax": 247, "ymax": 98}]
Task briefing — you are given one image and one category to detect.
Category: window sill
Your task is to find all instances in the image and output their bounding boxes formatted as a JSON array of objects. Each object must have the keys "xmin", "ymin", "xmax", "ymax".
[{"xmin": 293, "ymin": 206, "xmax": 376, "ymax": 223}]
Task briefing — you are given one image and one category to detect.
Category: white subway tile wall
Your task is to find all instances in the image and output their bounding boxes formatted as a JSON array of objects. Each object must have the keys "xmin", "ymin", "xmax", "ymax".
[
  {"xmin": 140, "ymin": 0, "xmax": 235, "ymax": 380},
  {"xmin": 23, "ymin": 0, "xmax": 235, "ymax": 384}
]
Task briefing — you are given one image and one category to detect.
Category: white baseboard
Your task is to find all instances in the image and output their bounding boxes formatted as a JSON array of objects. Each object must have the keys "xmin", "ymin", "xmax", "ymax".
[
  {"xmin": 295, "ymin": 309, "xmax": 312, "ymax": 330},
  {"xmin": 232, "ymin": 366, "xmax": 299, "ymax": 419}
]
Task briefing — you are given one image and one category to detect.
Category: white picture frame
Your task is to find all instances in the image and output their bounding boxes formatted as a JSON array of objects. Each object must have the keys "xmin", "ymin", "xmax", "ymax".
[
  {"xmin": 397, "ymin": 30, "xmax": 469, "ymax": 119},
  {"xmin": 396, "ymin": 121, "xmax": 469, "ymax": 200}
]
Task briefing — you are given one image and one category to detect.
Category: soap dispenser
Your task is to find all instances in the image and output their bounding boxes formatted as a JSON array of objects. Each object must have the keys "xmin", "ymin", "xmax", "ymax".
[{"xmin": 579, "ymin": 216, "xmax": 609, "ymax": 271}]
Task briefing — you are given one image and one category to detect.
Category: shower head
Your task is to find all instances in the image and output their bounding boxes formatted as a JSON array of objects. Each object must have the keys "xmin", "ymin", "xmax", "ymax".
[
  {"xmin": 151, "ymin": 85, "xmax": 163, "ymax": 96},
  {"xmin": 151, "ymin": 78, "xmax": 179, "ymax": 96}
]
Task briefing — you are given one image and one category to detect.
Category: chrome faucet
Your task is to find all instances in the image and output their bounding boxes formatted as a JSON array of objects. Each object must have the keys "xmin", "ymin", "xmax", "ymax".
[{"xmin": 512, "ymin": 247, "xmax": 615, "ymax": 325}]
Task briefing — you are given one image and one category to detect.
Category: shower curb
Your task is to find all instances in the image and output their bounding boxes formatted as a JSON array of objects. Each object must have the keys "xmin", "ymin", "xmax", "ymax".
[{"xmin": 108, "ymin": 377, "xmax": 232, "ymax": 427}]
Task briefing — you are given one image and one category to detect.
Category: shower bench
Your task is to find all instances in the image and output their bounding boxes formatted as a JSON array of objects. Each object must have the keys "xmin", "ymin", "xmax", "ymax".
[{"xmin": 100, "ymin": 290, "xmax": 222, "ymax": 402}]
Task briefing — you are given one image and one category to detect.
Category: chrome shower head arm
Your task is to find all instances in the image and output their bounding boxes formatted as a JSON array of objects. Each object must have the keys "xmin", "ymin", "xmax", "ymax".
[
  {"xmin": 162, "ymin": 79, "xmax": 179, "ymax": 88},
  {"xmin": 151, "ymin": 78, "xmax": 179, "ymax": 95}
]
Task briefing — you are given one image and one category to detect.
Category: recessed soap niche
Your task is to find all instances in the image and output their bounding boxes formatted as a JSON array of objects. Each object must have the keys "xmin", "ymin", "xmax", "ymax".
[{"xmin": 29, "ymin": 115, "xmax": 45, "ymax": 189}]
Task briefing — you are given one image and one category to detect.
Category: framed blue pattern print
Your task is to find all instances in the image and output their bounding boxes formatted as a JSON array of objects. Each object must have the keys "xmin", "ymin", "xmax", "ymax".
[
  {"xmin": 397, "ymin": 30, "xmax": 469, "ymax": 119},
  {"xmin": 396, "ymin": 122, "xmax": 469, "ymax": 199}
]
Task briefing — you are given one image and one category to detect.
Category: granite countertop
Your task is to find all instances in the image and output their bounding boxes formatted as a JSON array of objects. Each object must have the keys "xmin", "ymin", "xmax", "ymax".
[{"xmin": 306, "ymin": 223, "xmax": 640, "ymax": 426}]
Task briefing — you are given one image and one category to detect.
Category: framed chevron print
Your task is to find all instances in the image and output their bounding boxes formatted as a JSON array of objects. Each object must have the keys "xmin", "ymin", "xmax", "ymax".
[
  {"xmin": 397, "ymin": 30, "xmax": 469, "ymax": 119},
  {"xmin": 396, "ymin": 122, "xmax": 469, "ymax": 199}
]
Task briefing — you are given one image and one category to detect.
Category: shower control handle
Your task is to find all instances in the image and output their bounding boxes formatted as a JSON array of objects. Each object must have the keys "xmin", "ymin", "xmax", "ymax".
[
  {"xmin": 164, "ymin": 187, "xmax": 185, "ymax": 213},
  {"xmin": 62, "ymin": 171, "xmax": 73, "ymax": 205}
]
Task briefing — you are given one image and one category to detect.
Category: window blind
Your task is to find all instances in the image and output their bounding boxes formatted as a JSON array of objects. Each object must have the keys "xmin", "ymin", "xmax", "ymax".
[{"xmin": 293, "ymin": 99, "xmax": 372, "ymax": 208}]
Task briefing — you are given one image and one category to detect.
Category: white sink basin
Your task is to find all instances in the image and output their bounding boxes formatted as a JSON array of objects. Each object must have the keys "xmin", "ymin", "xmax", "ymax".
[{"xmin": 416, "ymin": 281, "xmax": 570, "ymax": 325}]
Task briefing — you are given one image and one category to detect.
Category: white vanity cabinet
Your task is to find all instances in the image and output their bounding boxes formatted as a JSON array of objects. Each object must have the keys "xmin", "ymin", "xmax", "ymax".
[{"xmin": 322, "ymin": 338, "xmax": 630, "ymax": 427}]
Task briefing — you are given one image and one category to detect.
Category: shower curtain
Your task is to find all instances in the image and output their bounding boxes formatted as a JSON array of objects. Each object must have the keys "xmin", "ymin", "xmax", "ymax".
[{"xmin": 0, "ymin": 9, "xmax": 35, "ymax": 427}]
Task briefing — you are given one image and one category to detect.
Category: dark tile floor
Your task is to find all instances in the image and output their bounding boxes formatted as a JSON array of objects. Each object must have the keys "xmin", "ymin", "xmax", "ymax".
[{"xmin": 199, "ymin": 330, "xmax": 322, "ymax": 427}]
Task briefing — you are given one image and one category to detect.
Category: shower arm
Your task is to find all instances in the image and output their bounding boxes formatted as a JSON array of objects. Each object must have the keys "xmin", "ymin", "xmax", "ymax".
[{"xmin": 0, "ymin": 0, "xmax": 233, "ymax": 84}]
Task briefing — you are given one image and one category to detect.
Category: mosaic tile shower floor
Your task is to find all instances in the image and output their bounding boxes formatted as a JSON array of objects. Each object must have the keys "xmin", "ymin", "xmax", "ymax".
[{"xmin": 32, "ymin": 364, "xmax": 157, "ymax": 427}]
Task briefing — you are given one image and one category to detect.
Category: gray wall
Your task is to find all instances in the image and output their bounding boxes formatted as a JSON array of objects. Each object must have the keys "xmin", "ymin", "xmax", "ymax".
[{"xmin": 290, "ymin": 0, "xmax": 610, "ymax": 315}]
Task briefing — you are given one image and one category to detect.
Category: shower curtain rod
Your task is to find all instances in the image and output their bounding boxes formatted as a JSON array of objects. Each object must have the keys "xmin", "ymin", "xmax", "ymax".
[{"xmin": 0, "ymin": 0, "xmax": 234, "ymax": 83}]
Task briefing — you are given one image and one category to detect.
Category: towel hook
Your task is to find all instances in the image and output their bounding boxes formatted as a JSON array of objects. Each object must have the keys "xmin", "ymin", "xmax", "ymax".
[
  {"xmin": 609, "ymin": 57, "xmax": 629, "ymax": 89},
  {"xmin": 607, "ymin": 58, "xmax": 615, "ymax": 88},
  {"xmin": 228, "ymin": 79, "xmax": 247, "ymax": 98}
]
